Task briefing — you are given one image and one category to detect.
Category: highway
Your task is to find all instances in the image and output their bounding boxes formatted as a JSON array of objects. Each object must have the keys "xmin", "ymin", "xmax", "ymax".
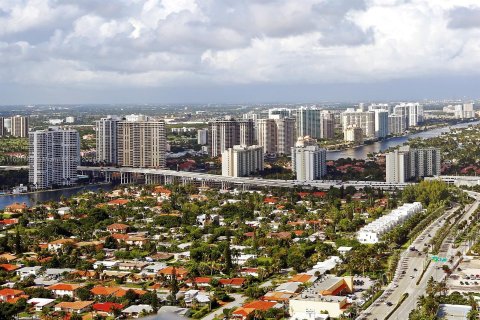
[
  {"xmin": 77, "ymin": 166, "xmax": 413, "ymax": 190},
  {"xmin": 360, "ymin": 192, "xmax": 480, "ymax": 320}
]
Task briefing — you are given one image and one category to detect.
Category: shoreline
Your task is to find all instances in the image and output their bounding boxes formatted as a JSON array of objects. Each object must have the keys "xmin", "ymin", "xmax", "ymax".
[{"xmin": 0, "ymin": 182, "xmax": 111, "ymax": 198}]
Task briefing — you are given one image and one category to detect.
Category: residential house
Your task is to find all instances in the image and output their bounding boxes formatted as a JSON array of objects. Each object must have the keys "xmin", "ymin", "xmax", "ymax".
[
  {"xmin": 47, "ymin": 283, "xmax": 84, "ymax": 298},
  {"xmin": 54, "ymin": 301, "xmax": 94, "ymax": 314},
  {"xmin": 92, "ymin": 302, "xmax": 124, "ymax": 316},
  {"xmin": 47, "ymin": 238, "xmax": 76, "ymax": 252},
  {"xmin": 0, "ymin": 288, "xmax": 26, "ymax": 303},
  {"xmin": 107, "ymin": 223, "xmax": 130, "ymax": 233},
  {"xmin": 16, "ymin": 266, "xmax": 41, "ymax": 279},
  {"xmin": 27, "ymin": 298, "xmax": 56, "ymax": 312},
  {"xmin": 122, "ymin": 304, "xmax": 154, "ymax": 318}
]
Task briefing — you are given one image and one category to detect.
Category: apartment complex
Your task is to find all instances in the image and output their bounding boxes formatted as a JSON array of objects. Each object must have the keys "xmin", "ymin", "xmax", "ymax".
[
  {"xmin": 95, "ymin": 116, "xmax": 121, "ymax": 165},
  {"xmin": 357, "ymin": 202, "xmax": 423, "ymax": 244},
  {"xmin": 374, "ymin": 110, "xmax": 389, "ymax": 139},
  {"xmin": 386, "ymin": 146, "xmax": 441, "ymax": 183},
  {"xmin": 341, "ymin": 109, "xmax": 375, "ymax": 138},
  {"xmin": 221, "ymin": 145, "xmax": 264, "ymax": 177},
  {"xmin": 256, "ymin": 118, "xmax": 296, "ymax": 155},
  {"xmin": 0, "ymin": 115, "xmax": 29, "ymax": 137},
  {"xmin": 343, "ymin": 126, "xmax": 363, "ymax": 143},
  {"xmin": 197, "ymin": 129, "xmax": 208, "ymax": 145},
  {"xmin": 291, "ymin": 136, "xmax": 327, "ymax": 181},
  {"xmin": 296, "ymin": 107, "xmax": 334, "ymax": 140},
  {"xmin": 29, "ymin": 127, "xmax": 80, "ymax": 189},
  {"xmin": 208, "ymin": 117, "xmax": 254, "ymax": 157},
  {"xmin": 117, "ymin": 120, "xmax": 166, "ymax": 168}
]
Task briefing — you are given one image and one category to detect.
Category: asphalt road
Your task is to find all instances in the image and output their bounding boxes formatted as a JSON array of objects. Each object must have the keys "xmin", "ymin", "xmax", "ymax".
[
  {"xmin": 360, "ymin": 194, "xmax": 480, "ymax": 320},
  {"xmin": 202, "ymin": 293, "xmax": 246, "ymax": 320}
]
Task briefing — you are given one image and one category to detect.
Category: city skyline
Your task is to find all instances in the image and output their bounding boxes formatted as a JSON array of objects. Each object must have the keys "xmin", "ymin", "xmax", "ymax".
[{"xmin": 1, "ymin": 1, "xmax": 480, "ymax": 104}]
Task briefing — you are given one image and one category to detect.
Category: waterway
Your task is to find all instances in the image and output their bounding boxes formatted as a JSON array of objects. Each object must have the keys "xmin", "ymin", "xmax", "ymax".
[
  {"xmin": 327, "ymin": 120, "xmax": 480, "ymax": 161},
  {"xmin": 1, "ymin": 120, "xmax": 478, "ymax": 210},
  {"xmin": 0, "ymin": 184, "xmax": 114, "ymax": 210}
]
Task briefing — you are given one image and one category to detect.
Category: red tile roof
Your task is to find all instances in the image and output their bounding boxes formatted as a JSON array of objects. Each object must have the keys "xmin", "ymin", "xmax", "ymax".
[{"xmin": 92, "ymin": 302, "xmax": 124, "ymax": 312}]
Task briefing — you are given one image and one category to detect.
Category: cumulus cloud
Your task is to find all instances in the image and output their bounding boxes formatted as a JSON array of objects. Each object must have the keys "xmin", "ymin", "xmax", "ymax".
[{"xmin": 0, "ymin": 0, "xmax": 479, "ymax": 96}]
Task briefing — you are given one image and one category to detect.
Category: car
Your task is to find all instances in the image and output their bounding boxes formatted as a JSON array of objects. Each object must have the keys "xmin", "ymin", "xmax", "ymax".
[
  {"xmin": 414, "ymin": 268, "xmax": 418, "ymax": 271},
  {"xmin": 402, "ymin": 271, "xmax": 406, "ymax": 275},
  {"xmin": 386, "ymin": 302, "xmax": 393, "ymax": 306}
]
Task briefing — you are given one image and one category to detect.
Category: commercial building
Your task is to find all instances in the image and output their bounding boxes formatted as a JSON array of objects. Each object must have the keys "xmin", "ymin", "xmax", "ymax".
[
  {"xmin": 65, "ymin": 117, "xmax": 75, "ymax": 124},
  {"xmin": 221, "ymin": 145, "xmax": 264, "ymax": 177},
  {"xmin": 386, "ymin": 146, "xmax": 441, "ymax": 183},
  {"xmin": 256, "ymin": 117, "xmax": 296, "ymax": 155},
  {"xmin": 29, "ymin": 127, "xmax": 80, "ymax": 189},
  {"xmin": 289, "ymin": 276, "xmax": 354, "ymax": 319},
  {"xmin": 343, "ymin": 126, "xmax": 363, "ymax": 143},
  {"xmin": 117, "ymin": 119, "xmax": 166, "ymax": 168},
  {"xmin": 95, "ymin": 116, "xmax": 122, "ymax": 165},
  {"xmin": 291, "ymin": 137, "xmax": 327, "ymax": 181},
  {"xmin": 10, "ymin": 115, "xmax": 29, "ymax": 138},
  {"xmin": 208, "ymin": 117, "xmax": 254, "ymax": 157},
  {"xmin": 341, "ymin": 109, "xmax": 375, "ymax": 138},
  {"xmin": 296, "ymin": 107, "xmax": 335, "ymax": 140},
  {"xmin": 374, "ymin": 110, "xmax": 389, "ymax": 139},
  {"xmin": 357, "ymin": 202, "xmax": 423, "ymax": 244},
  {"xmin": 197, "ymin": 129, "xmax": 208, "ymax": 145}
]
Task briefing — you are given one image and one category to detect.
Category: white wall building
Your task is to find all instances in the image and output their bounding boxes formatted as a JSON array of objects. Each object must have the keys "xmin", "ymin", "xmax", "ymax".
[
  {"xmin": 344, "ymin": 126, "xmax": 363, "ymax": 143},
  {"xmin": 357, "ymin": 202, "xmax": 423, "ymax": 244},
  {"xmin": 29, "ymin": 127, "xmax": 80, "ymax": 189},
  {"xmin": 374, "ymin": 110, "xmax": 389, "ymax": 139},
  {"xmin": 95, "ymin": 115, "xmax": 121, "ymax": 165},
  {"xmin": 222, "ymin": 145, "xmax": 264, "ymax": 177},
  {"xmin": 341, "ymin": 109, "xmax": 375, "ymax": 138},
  {"xmin": 291, "ymin": 137, "xmax": 327, "ymax": 181},
  {"xmin": 197, "ymin": 129, "xmax": 208, "ymax": 145},
  {"xmin": 386, "ymin": 146, "xmax": 441, "ymax": 183}
]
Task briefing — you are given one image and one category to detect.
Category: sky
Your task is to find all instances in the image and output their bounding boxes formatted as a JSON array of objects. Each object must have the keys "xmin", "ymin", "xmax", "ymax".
[{"xmin": 1, "ymin": 0, "xmax": 480, "ymax": 104}]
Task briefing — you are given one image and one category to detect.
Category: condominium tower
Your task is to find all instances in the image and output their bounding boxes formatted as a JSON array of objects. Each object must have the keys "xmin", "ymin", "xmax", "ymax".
[
  {"xmin": 296, "ymin": 107, "xmax": 335, "ymax": 140},
  {"xmin": 117, "ymin": 119, "xmax": 167, "ymax": 168},
  {"xmin": 29, "ymin": 127, "xmax": 80, "ymax": 189},
  {"xmin": 222, "ymin": 145, "xmax": 264, "ymax": 177},
  {"xmin": 95, "ymin": 115, "xmax": 122, "ymax": 165},
  {"xmin": 208, "ymin": 117, "xmax": 254, "ymax": 157},
  {"xmin": 386, "ymin": 146, "xmax": 441, "ymax": 183},
  {"xmin": 256, "ymin": 117, "xmax": 296, "ymax": 155},
  {"xmin": 10, "ymin": 115, "xmax": 29, "ymax": 137},
  {"xmin": 291, "ymin": 136, "xmax": 327, "ymax": 181}
]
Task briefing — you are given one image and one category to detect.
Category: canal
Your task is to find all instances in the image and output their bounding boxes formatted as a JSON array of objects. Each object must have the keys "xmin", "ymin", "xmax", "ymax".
[
  {"xmin": 327, "ymin": 120, "xmax": 480, "ymax": 161},
  {"xmin": 0, "ymin": 184, "xmax": 114, "ymax": 210}
]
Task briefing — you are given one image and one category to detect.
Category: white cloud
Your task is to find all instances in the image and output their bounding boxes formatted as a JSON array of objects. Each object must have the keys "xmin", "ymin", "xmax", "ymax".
[{"xmin": 0, "ymin": 0, "xmax": 479, "ymax": 91}]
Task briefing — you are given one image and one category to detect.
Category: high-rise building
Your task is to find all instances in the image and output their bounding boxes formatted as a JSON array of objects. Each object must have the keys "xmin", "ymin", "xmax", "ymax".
[
  {"xmin": 388, "ymin": 115, "xmax": 406, "ymax": 135},
  {"xmin": 256, "ymin": 117, "xmax": 296, "ymax": 155},
  {"xmin": 95, "ymin": 116, "xmax": 122, "ymax": 165},
  {"xmin": 341, "ymin": 109, "xmax": 375, "ymax": 138},
  {"xmin": 222, "ymin": 145, "xmax": 264, "ymax": 177},
  {"xmin": 291, "ymin": 136, "xmax": 327, "ymax": 181},
  {"xmin": 344, "ymin": 126, "xmax": 363, "ymax": 143},
  {"xmin": 408, "ymin": 103, "xmax": 423, "ymax": 127},
  {"xmin": 374, "ymin": 110, "xmax": 389, "ymax": 139},
  {"xmin": 256, "ymin": 119, "xmax": 277, "ymax": 154},
  {"xmin": 393, "ymin": 104, "xmax": 409, "ymax": 127},
  {"xmin": 0, "ymin": 117, "xmax": 5, "ymax": 137},
  {"xmin": 463, "ymin": 103, "xmax": 474, "ymax": 118},
  {"xmin": 118, "ymin": 120, "xmax": 166, "ymax": 168},
  {"xmin": 10, "ymin": 115, "xmax": 29, "ymax": 137},
  {"xmin": 208, "ymin": 117, "xmax": 254, "ymax": 157},
  {"xmin": 268, "ymin": 108, "xmax": 292, "ymax": 119},
  {"xmin": 29, "ymin": 127, "xmax": 80, "ymax": 189},
  {"xmin": 296, "ymin": 107, "xmax": 334, "ymax": 140},
  {"xmin": 275, "ymin": 117, "xmax": 296, "ymax": 155},
  {"xmin": 386, "ymin": 146, "xmax": 441, "ymax": 183},
  {"xmin": 197, "ymin": 129, "xmax": 209, "ymax": 145}
]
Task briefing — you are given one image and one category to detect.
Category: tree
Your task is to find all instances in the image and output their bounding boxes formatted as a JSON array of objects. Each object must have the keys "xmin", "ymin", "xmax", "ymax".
[{"xmin": 14, "ymin": 228, "xmax": 23, "ymax": 254}]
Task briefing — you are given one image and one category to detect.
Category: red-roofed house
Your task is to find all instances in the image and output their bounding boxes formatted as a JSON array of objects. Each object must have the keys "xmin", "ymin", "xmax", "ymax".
[
  {"xmin": 219, "ymin": 278, "xmax": 246, "ymax": 289},
  {"xmin": 107, "ymin": 223, "xmax": 129, "ymax": 233},
  {"xmin": 158, "ymin": 267, "xmax": 188, "ymax": 280},
  {"xmin": 0, "ymin": 288, "xmax": 25, "ymax": 302},
  {"xmin": 92, "ymin": 302, "xmax": 124, "ymax": 316},
  {"xmin": 107, "ymin": 199, "xmax": 129, "ymax": 206},
  {"xmin": 0, "ymin": 264, "xmax": 20, "ymax": 272},
  {"xmin": 47, "ymin": 283, "xmax": 84, "ymax": 298},
  {"xmin": 4, "ymin": 203, "xmax": 27, "ymax": 213}
]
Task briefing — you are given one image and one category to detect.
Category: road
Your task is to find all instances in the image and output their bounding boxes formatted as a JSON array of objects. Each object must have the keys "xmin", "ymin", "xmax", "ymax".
[
  {"xmin": 360, "ymin": 194, "xmax": 480, "ymax": 320},
  {"xmin": 202, "ymin": 293, "xmax": 246, "ymax": 320}
]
